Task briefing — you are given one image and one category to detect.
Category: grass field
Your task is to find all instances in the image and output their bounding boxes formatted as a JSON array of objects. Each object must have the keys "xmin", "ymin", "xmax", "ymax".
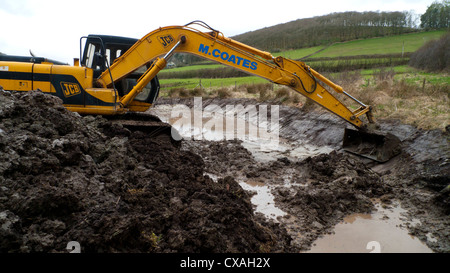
[
  {"xmin": 164, "ymin": 64, "xmax": 222, "ymax": 72},
  {"xmin": 275, "ymin": 46, "xmax": 325, "ymax": 59},
  {"xmin": 159, "ymin": 64, "xmax": 449, "ymax": 130},
  {"xmin": 276, "ymin": 30, "xmax": 446, "ymax": 59},
  {"xmin": 160, "ymin": 76, "xmax": 267, "ymax": 90},
  {"xmin": 160, "ymin": 65, "xmax": 450, "ymax": 90}
]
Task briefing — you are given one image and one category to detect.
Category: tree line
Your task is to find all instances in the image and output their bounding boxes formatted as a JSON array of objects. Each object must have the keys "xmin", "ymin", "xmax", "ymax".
[{"xmin": 420, "ymin": 0, "xmax": 450, "ymax": 29}]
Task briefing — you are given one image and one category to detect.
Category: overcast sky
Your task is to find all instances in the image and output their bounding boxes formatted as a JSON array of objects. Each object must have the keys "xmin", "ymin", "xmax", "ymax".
[{"xmin": 0, "ymin": 0, "xmax": 434, "ymax": 64}]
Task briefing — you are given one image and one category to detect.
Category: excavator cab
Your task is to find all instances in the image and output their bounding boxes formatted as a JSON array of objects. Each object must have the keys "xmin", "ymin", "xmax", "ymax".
[
  {"xmin": 80, "ymin": 35, "xmax": 160, "ymax": 104},
  {"xmin": 79, "ymin": 35, "xmax": 177, "ymax": 142}
]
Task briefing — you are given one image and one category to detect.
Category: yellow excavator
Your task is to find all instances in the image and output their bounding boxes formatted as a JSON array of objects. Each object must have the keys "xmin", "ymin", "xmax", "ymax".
[{"xmin": 0, "ymin": 21, "xmax": 400, "ymax": 162}]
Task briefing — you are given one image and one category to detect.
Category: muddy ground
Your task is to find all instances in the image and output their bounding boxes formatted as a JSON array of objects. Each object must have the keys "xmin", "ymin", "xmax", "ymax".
[
  {"xmin": 154, "ymin": 97, "xmax": 449, "ymax": 252},
  {"xmin": 0, "ymin": 91, "xmax": 448, "ymax": 253},
  {"xmin": 0, "ymin": 90, "xmax": 292, "ymax": 253}
]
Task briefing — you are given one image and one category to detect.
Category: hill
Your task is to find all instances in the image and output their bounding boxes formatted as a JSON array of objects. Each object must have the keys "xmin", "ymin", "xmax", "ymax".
[{"xmin": 232, "ymin": 11, "xmax": 418, "ymax": 52}]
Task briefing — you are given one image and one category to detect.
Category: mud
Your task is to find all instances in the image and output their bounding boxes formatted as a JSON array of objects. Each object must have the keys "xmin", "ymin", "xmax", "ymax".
[
  {"xmin": 153, "ymin": 97, "xmax": 449, "ymax": 252},
  {"xmin": 0, "ymin": 90, "xmax": 292, "ymax": 253},
  {"xmin": 0, "ymin": 91, "xmax": 448, "ymax": 253},
  {"xmin": 179, "ymin": 139, "xmax": 392, "ymax": 251}
]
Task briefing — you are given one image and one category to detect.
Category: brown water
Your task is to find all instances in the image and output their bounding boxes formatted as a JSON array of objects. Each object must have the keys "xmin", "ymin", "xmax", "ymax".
[
  {"xmin": 239, "ymin": 180, "xmax": 287, "ymax": 221},
  {"xmin": 307, "ymin": 203, "xmax": 433, "ymax": 253}
]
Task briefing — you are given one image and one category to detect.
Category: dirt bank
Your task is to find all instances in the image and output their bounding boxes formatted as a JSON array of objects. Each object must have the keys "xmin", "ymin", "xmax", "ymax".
[{"xmin": 0, "ymin": 90, "xmax": 292, "ymax": 253}]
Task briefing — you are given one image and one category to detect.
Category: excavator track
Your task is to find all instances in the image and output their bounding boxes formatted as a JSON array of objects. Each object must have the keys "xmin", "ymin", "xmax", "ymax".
[{"xmin": 105, "ymin": 112, "xmax": 182, "ymax": 146}]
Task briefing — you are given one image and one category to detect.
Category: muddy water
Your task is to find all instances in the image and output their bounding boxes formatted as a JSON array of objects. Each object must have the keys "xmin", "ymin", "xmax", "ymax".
[
  {"xmin": 149, "ymin": 104, "xmax": 434, "ymax": 253},
  {"xmin": 149, "ymin": 104, "xmax": 333, "ymax": 162},
  {"xmin": 239, "ymin": 180, "xmax": 287, "ymax": 221},
  {"xmin": 307, "ymin": 203, "xmax": 433, "ymax": 253}
]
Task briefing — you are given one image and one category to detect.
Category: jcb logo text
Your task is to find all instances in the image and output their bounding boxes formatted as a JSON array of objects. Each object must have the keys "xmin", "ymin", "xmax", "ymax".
[
  {"xmin": 158, "ymin": 35, "xmax": 175, "ymax": 47},
  {"xmin": 61, "ymin": 82, "xmax": 81, "ymax": 97}
]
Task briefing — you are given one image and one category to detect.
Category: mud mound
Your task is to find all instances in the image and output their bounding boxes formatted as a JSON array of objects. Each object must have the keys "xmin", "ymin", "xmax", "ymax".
[
  {"xmin": 0, "ymin": 90, "xmax": 291, "ymax": 253},
  {"xmin": 275, "ymin": 151, "xmax": 390, "ymax": 217},
  {"xmin": 264, "ymin": 151, "xmax": 389, "ymax": 250},
  {"xmin": 182, "ymin": 139, "xmax": 255, "ymax": 177}
]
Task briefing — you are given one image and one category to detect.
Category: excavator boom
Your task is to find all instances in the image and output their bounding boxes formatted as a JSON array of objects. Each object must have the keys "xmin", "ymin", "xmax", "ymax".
[{"xmin": 97, "ymin": 22, "xmax": 371, "ymax": 129}]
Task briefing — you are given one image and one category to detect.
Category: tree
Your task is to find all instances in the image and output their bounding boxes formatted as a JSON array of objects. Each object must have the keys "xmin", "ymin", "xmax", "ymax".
[
  {"xmin": 409, "ymin": 32, "xmax": 450, "ymax": 72},
  {"xmin": 420, "ymin": 0, "xmax": 450, "ymax": 29}
]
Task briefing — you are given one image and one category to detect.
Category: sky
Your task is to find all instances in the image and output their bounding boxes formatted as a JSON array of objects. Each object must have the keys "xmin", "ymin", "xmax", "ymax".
[{"xmin": 0, "ymin": 0, "xmax": 435, "ymax": 64}]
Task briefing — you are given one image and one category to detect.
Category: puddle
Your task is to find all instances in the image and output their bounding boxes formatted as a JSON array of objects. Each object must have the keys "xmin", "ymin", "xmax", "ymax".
[
  {"xmin": 288, "ymin": 143, "xmax": 334, "ymax": 160},
  {"xmin": 238, "ymin": 180, "xmax": 287, "ymax": 221},
  {"xmin": 150, "ymin": 104, "xmax": 333, "ymax": 163},
  {"xmin": 307, "ymin": 203, "xmax": 433, "ymax": 253},
  {"xmin": 205, "ymin": 171, "xmax": 287, "ymax": 221}
]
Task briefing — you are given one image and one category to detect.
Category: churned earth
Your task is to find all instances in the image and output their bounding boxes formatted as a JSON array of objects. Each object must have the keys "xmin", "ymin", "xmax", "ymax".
[
  {"xmin": 0, "ymin": 91, "xmax": 448, "ymax": 253},
  {"xmin": 0, "ymin": 90, "xmax": 292, "ymax": 253},
  {"xmin": 151, "ymin": 97, "xmax": 449, "ymax": 253}
]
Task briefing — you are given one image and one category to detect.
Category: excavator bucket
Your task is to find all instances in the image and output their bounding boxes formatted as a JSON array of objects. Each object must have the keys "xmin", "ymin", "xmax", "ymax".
[
  {"xmin": 342, "ymin": 128, "xmax": 401, "ymax": 162},
  {"xmin": 106, "ymin": 113, "xmax": 182, "ymax": 146}
]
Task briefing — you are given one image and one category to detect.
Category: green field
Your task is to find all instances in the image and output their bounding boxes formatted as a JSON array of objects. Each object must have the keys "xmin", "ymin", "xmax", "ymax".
[
  {"xmin": 333, "ymin": 65, "xmax": 450, "ymax": 84},
  {"xmin": 164, "ymin": 64, "xmax": 222, "ymax": 73},
  {"xmin": 161, "ymin": 31, "xmax": 445, "ymax": 73},
  {"xmin": 275, "ymin": 46, "xmax": 325, "ymax": 59},
  {"xmin": 160, "ymin": 66, "xmax": 450, "ymax": 90},
  {"xmin": 306, "ymin": 31, "xmax": 445, "ymax": 58},
  {"xmin": 273, "ymin": 31, "xmax": 446, "ymax": 59},
  {"xmin": 160, "ymin": 76, "xmax": 267, "ymax": 90}
]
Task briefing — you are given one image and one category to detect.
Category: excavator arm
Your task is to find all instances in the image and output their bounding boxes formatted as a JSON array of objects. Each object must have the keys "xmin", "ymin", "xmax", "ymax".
[
  {"xmin": 94, "ymin": 21, "xmax": 400, "ymax": 162},
  {"xmin": 97, "ymin": 21, "xmax": 373, "ymax": 129}
]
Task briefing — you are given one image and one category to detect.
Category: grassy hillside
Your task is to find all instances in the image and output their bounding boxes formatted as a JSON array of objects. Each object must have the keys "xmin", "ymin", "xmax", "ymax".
[
  {"xmin": 277, "ymin": 31, "xmax": 446, "ymax": 59},
  {"xmin": 232, "ymin": 11, "xmax": 418, "ymax": 51},
  {"xmin": 312, "ymin": 31, "xmax": 445, "ymax": 58}
]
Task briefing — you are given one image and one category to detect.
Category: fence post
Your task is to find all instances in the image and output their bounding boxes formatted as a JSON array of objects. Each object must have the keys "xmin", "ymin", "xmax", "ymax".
[
  {"xmin": 195, "ymin": 79, "xmax": 204, "ymax": 90},
  {"xmin": 402, "ymin": 41, "xmax": 405, "ymax": 58}
]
